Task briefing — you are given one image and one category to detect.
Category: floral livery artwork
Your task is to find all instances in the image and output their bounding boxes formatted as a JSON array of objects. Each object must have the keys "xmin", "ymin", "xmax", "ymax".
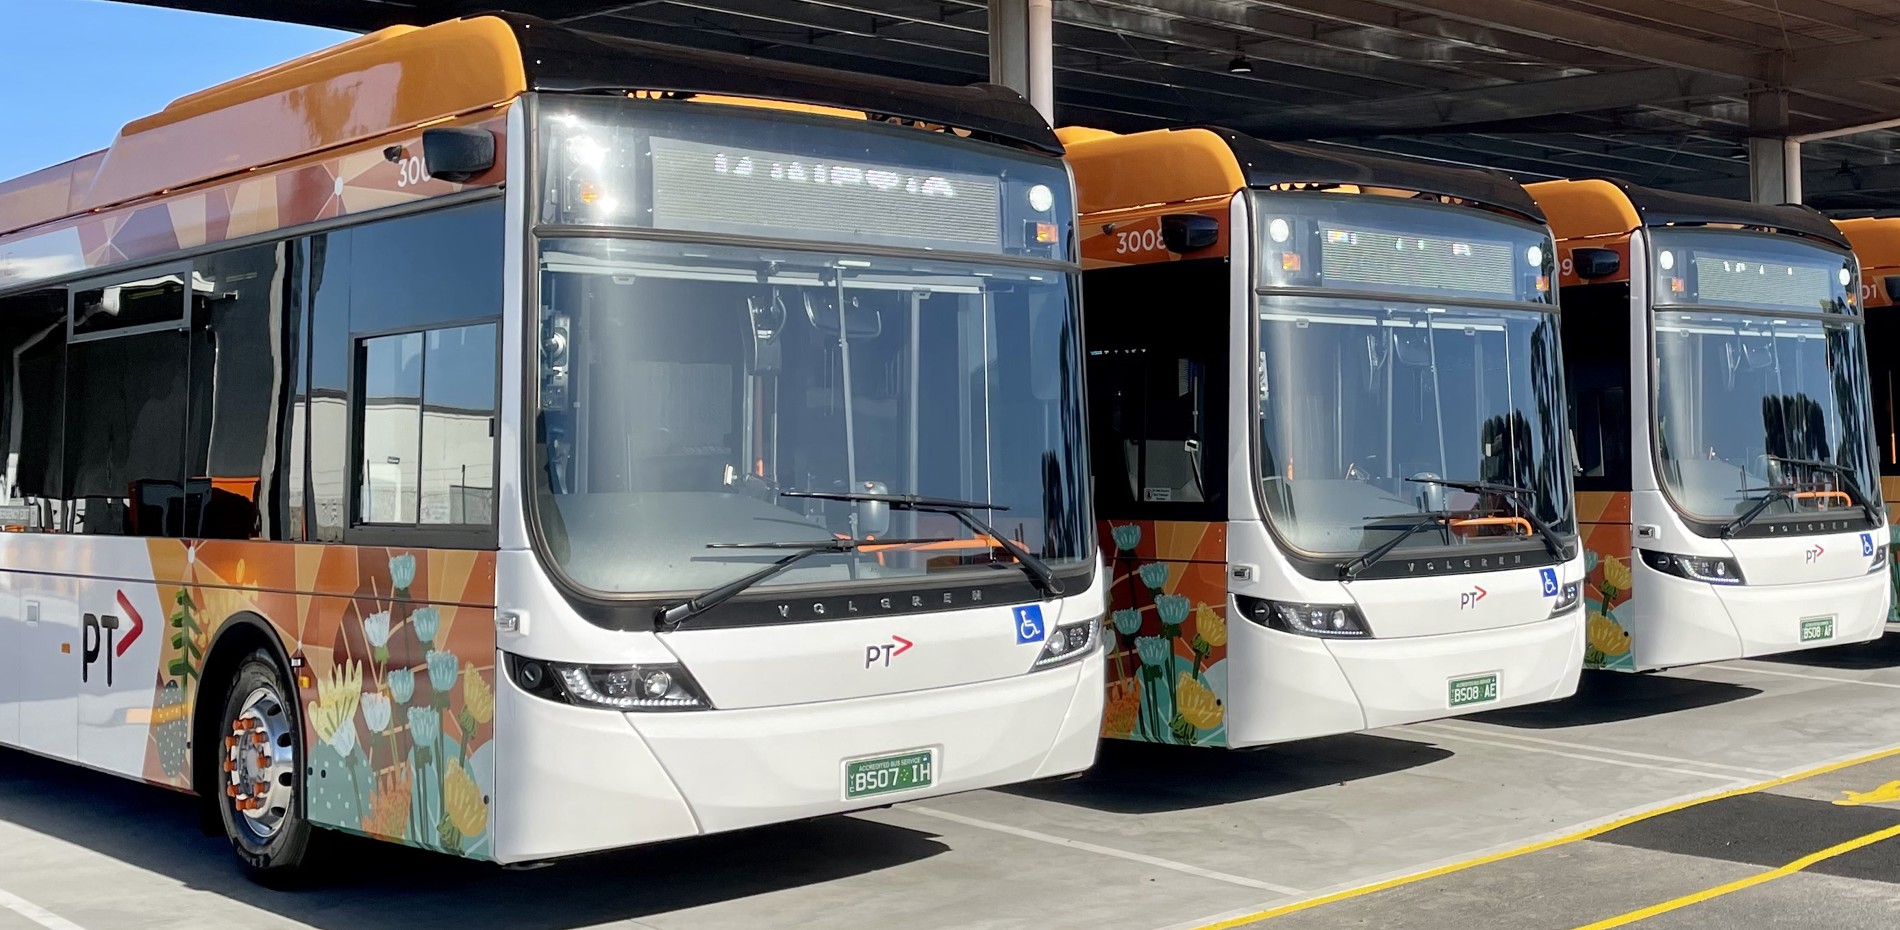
[
  {"xmin": 137, "ymin": 541, "xmax": 499, "ymax": 860},
  {"xmin": 1100, "ymin": 521, "xmax": 1229, "ymax": 746},
  {"xmin": 1576, "ymin": 492, "xmax": 1635, "ymax": 671}
]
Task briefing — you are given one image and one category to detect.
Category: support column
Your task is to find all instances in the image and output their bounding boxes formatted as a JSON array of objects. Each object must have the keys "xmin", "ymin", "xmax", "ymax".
[
  {"xmin": 988, "ymin": 0, "xmax": 1054, "ymax": 122},
  {"xmin": 1747, "ymin": 89, "xmax": 1802, "ymax": 205}
]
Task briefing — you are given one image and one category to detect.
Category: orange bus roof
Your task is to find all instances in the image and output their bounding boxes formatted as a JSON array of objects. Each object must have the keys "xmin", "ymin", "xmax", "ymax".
[
  {"xmin": 0, "ymin": 16, "xmax": 526, "ymax": 239},
  {"xmin": 1523, "ymin": 179, "xmax": 1641, "ymax": 242},
  {"xmin": 1836, "ymin": 216, "xmax": 1900, "ymax": 308},
  {"xmin": 1057, "ymin": 127, "xmax": 1248, "ymax": 216}
]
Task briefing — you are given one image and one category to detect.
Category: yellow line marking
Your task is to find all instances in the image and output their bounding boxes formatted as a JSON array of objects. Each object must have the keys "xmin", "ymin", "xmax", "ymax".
[
  {"xmin": 1182, "ymin": 742, "xmax": 1900, "ymax": 930},
  {"xmin": 1570, "ymin": 823, "xmax": 1900, "ymax": 929},
  {"xmin": 1836, "ymin": 779, "xmax": 1900, "ymax": 806}
]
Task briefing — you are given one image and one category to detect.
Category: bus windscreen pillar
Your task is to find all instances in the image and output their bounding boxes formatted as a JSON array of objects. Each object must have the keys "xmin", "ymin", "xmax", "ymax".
[{"xmin": 988, "ymin": 0, "xmax": 1054, "ymax": 121}]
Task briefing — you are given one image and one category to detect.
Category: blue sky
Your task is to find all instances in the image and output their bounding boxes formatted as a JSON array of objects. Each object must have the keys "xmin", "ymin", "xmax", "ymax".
[{"xmin": 0, "ymin": 0, "xmax": 348, "ymax": 180}]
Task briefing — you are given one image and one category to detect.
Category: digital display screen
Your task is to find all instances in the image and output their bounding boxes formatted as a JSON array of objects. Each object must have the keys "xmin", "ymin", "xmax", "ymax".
[
  {"xmin": 649, "ymin": 136, "xmax": 1003, "ymax": 252},
  {"xmin": 1688, "ymin": 254, "xmax": 1837, "ymax": 311},
  {"xmin": 1319, "ymin": 226, "xmax": 1518, "ymax": 297}
]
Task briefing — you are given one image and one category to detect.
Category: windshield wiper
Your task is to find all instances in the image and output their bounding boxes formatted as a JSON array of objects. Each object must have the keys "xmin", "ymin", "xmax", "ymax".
[
  {"xmin": 1342, "ymin": 511, "xmax": 1459, "ymax": 580},
  {"xmin": 1766, "ymin": 455, "xmax": 1881, "ymax": 526},
  {"xmin": 1720, "ymin": 483, "xmax": 1813, "ymax": 539},
  {"xmin": 781, "ymin": 490, "xmax": 1066, "ymax": 596},
  {"xmin": 1404, "ymin": 476, "xmax": 1569, "ymax": 558},
  {"xmin": 657, "ymin": 536, "xmax": 951, "ymax": 630}
]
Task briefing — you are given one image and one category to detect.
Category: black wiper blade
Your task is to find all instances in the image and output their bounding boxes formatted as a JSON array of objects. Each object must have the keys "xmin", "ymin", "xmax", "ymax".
[
  {"xmin": 1404, "ymin": 476, "xmax": 1569, "ymax": 558},
  {"xmin": 1722, "ymin": 485, "xmax": 1798, "ymax": 539},
  {"xmin": 1343, "ymin": 512, "xmax": 1458, "ymax": 580},
  {"xmin": 1767, "ymin": 455, "xmax": 1881, "ymax": 525},
  {"xmin": 781, "ymin": 490, "xmax": 1065, "ymax": 595},
  {"xmin": 657, "ymin": 536, "xmax": 951, "ymax": 630}
]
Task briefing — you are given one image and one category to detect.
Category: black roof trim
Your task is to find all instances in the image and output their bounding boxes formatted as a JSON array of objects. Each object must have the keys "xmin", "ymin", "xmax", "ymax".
[
  {"xmin": 1593, "ymin": 177, "xmax": 1850, "ymax": 249},
  {"xmin": 1200, "ymin": 128, "xmax": 1546, "ymax": 223},
  {"xmin": 493, "ymin": 13, "xmax": 1063, "ymax": 157}
]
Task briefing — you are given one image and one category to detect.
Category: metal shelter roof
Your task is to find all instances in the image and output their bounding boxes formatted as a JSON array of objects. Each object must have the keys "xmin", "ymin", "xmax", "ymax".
[{"xmin": 113, "ymin": 1, "xmax": 1900, "ymax": 211}]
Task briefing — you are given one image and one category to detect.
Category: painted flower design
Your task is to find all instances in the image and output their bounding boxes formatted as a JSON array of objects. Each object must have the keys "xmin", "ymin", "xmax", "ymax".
[
  {"xmin": 388, "ymin": 667, "xmax": 416, "ymax": 704},
  {"xmin": 407, "ymin": 705, "xmax": 440, "ymax": 746},
  {"xmin": 1112, "ymin": 608, "xmax": 1143, "ymax": 636},
  {"xmin": 361, "ymin": 768, "xmax": 412, "ymax": 841},
  {"xmin": 1135, "ymin": 635, "xmax": 1172, "ymax": 668},
  {"xmin": 388, "ymin": 553, "xmax": 418, "ymax": 591},
  {"xmin": 1137, "ymin": 562, "xmax": 1170, "ymax": 590},
  {"xmin": 1195, "ymin": 603, "xmax": 1227, "ymax": 648},
  {"xmin": 1111, "ymin": 524, "xmax": 1142, "ymax": 553},
  {"xmin": 411, "ymin": 607, "xmax": 441, "ymax": 648},
  {"xmin": 363, "ymin": 611, "xmax": 392, "ymax": 650},
  {"xmin": 1155, "ymin": 594, "xmax": 1191, "ymax": 626},
  {"xmin": 426, "ymin": 650, "xmax": 459, "ymax": 693},
  {"xmin": 362, "ymin": 691, "xmax": 393, "ymax": 734},
  {"xmin": 1602, "ymin": 555, "xmax": 1631, "ymax": 592},
  {"xmin": 1588, "ymin": 612, "xmax": 1631, "ymax": 657},
  {"xmin": 305, "ymin": 661, "xmax": 363, "ymax": 755},
  {"xmin": 463, "ymin": 665, "xmax": 495, "ymax": 725},
  {"xmin": 443, "ymin": 760, "xmax": 490, "ymax": 838},
  {"xmin": 1175, "ymin": 675, "xmax": 1224, "ymax": 730},
  {"xmin": 1102, "ymin": 680, "xmax": 1140, "ymax": 739}
]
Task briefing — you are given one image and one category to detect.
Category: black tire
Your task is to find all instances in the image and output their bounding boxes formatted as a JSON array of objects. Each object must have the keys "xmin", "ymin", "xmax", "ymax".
[{"xmin": 214, "ymin": 649, "xmax": 324, "ymax": 886}]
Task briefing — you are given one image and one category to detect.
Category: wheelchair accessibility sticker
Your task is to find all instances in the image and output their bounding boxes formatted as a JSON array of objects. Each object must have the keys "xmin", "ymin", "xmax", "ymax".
[
  {"xmin": 1014, "ymin": 605, "xmax": 1046, "ymax": 644},
  {"xmin": 1540, "ymin": 567, "xmax": 1560, "ymax": 598},
  {"xmin": 1863, "ymin": 533, "xmax": 1876, "ymax": 558}
]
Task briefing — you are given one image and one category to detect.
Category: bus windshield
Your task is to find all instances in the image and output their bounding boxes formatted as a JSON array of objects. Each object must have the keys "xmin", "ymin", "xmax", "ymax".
[
  {"xmin": 1251, "ymin": 194, "xmax": 1571, "ymax": 563},
  {"xmin": 534, "ymin": 239, "xmax": 1090, "ymax": 595},
  {"xmin": 1649, "ymin": 230, "xmax": 1875, "ymax": 529}
]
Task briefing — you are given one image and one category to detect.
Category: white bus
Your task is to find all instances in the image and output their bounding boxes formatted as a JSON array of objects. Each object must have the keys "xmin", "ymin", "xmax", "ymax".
[
  {"xmin": 1531, "ymin": 179, "xmax": 1888, "ymax": 671},
  {"xmin": 1061, "ymin": 126, "xmax": 1585, "ymax": 748},
  {"xmin": 0, "ymin": 13, "xmax": 1104, "ymax": 881}
]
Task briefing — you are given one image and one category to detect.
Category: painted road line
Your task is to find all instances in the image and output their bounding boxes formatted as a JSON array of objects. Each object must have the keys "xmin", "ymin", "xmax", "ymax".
[
  {"xmin": 1569, "ymin": 822, "xmax": 1900, "ymax": 929},
  {"xmin": 1174, "ymin": 741, "xmax": 1900, "ymax": 930},
  {"xmin": 1705, "ymin": 663, "xmax": 1900, "ymax": 690},
  {"xmin": 1403, "ymin": 727, "xmax": 1745, "ymax": 781},
  {"xmin": 1413, "ymin": 723, "xmax": 1778, "ymax": 776},
  {"xmin": 902, "ymin": 806, "xmax": 1305, "ymax": 896},
  {"xmin": 0, "ymin": 889, "xmax": 86, "ymax": 930}
]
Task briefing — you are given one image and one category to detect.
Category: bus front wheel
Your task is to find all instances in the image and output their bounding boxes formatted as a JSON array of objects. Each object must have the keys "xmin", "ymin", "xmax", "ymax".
[{"xmin": 214, "ymin": 649, "xmax": 322, "ymax": 884}]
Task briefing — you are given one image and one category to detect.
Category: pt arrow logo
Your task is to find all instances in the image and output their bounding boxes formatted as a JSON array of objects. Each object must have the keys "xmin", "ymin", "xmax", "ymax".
[
  {"xmin": 1460, "ymin": 586, "xmax": 1488, "ymax": 610},
  {"xmin": 865, "ymin": 635, "xmax": 914, "ymax": 668},
  {"xmin": 115, "ymin": 590, "xmax": 144, "ymax": 657},
  {"xmin": 1806, "ymin": 544, "xmax": 1826, "ymax": 564}
]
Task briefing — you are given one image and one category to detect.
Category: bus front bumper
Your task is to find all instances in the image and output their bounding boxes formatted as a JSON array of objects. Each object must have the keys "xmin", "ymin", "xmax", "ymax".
[
  {"xmin": 1627, "ymin": 569, "xmax": 1889, "ymax": 670},
  {"xmin": 1225, "ymin": 610, "xmax": 1584, "ymax": 748},
  {"xmin": 488, "ymin": 654, "xmax": 1103, "ymax": 864}
]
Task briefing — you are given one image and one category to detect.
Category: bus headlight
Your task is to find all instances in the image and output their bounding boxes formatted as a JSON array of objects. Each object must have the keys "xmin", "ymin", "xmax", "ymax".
[
  {"xmin": 1550, "ymin": 581, "xmax": 1581, "ymax": 617},
  {"xmin": 506, "ymin": 654, "xmax": 710, "ymax": 711},
  {"xmin": 1033, "ymin": 616, "xmax": 1102, "ymax": 670},
  {"xmin": 1639, "ymin": 549, "xmax": 1745, "ymax": 585},
  {"xmin": 1238, "ymin": 595, "xmax": 1372, "ymax": 638},
  {"xmin": 1870, "ymin": 544, "xmax": 1889, "ymax": 575}
]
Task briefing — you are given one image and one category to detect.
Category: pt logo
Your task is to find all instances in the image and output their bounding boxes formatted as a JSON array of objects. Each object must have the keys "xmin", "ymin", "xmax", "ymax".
[
  {"xmin": 1459, "ymin": 586, "xmax": 1488, "ymax": 610},
  {"xmin": 1806, "ymin": 544, "xmax": 1826, "ymax": 564},
  {"xmin": 80, "ymin": 591, "xmax": 144, "ymax": 686},
  {"xmin": 864, "ymin": 635, "xmax": 914, "ymax": 668}
]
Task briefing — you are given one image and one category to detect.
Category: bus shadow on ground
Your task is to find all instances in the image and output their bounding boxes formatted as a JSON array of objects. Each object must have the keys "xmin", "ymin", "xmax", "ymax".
[
  {"xmin": 1469, "ymin": 671, "xmax": 1761, "ymax": 729},
  {"xmin": 0, "ymin": 748, "xmax": 947, "ymax": 929},
  {"xmin": 996, "ymin": 732, "xmax": 1451, "ymax": 814},
  {"xmin": 1756, "ymin": 630, "xmax": 1900, "ymax": 670}
]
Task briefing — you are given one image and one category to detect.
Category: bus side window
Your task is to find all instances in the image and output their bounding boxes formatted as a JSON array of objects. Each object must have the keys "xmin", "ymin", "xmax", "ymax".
[
  {"xmin": 1082, "ymin": 258, "xmax": 1229, "ymax": 522},
  {"xmin": 1558, "ymin": 283, "xmax": 1633, "ymax": 490},
  {"xmin": 0, "ymin": 288, "xmax": 68, "ymax": 532},
  {"xmin": 62, "ymin": 271, "xmax": 192, "ymax": 537}
]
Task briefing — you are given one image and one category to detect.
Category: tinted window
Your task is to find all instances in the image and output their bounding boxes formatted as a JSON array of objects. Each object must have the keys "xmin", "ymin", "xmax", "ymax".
[
  {"xmin": 1083, "ymin": 260, "xmax": 1229, "ymax": 522},
  {"xmin": 72, "ymin": 273, "xmax": 186, "ymax": 335},
  {"xmin": 183, "ymin": 243, "xmax": 299, "ymax": 540},
  {"xmin": 1868, "ymin": 305, "xmax": 1900, "ymax": 478},
  {"xmin": 306, "ymin": 231, "xmax": 351, "ymax": 542},
  {"xmin": 355, "ymin": 323, "xmax": 496, "ymax": 528},
  {"xmin": 63, "ymin": 329, "xmax": 190, "ymax": 535},
  {"xmin": 0, "ymin": 289, "xmax": 68, "ymax": 529},
  {"xmin": 349, "ymin": 200, "xmax": 503, "ymax": 333},
  {"xmin": 1560, "ymin": 283, "xmax": 1633, "ymax": 490}
]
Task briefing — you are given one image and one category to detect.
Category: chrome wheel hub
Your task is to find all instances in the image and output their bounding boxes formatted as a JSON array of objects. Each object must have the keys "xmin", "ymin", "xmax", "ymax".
[{"xmin": 226, "ymin": 686, "xmax": 296, "ymax": 839}]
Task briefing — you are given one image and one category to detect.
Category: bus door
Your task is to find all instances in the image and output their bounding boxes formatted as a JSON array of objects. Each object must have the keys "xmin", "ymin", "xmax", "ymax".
[{"xmin": 1085, "ymin": 258, "xmax": 1232, "ymax": 746}]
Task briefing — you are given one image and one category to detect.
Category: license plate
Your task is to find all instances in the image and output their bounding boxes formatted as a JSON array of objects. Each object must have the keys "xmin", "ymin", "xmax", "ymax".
[
  {"xmin": 1801, "ymin": 616, "xmax": 1836, "ymax": 643},
  {"xmin": 1449, "ymin": 673, "xmax": 1500, "ymax": 708},
  {"xmin": 844, "ymin": 749, "xmax": 934, "ymax": 801}
]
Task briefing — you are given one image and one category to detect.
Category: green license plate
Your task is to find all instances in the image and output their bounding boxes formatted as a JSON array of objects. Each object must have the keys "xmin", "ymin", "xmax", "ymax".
[
  {"xmin": 845, "ymin": 750, "xmax": 934, "ymax": 800},
  {"xmin": 1801, "ymin": 616, "xmax": 1836, "ymax": 643},
  {"xmin": 1449, "ymin": 673, "xmax": 1500, "ymax": 708}
]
